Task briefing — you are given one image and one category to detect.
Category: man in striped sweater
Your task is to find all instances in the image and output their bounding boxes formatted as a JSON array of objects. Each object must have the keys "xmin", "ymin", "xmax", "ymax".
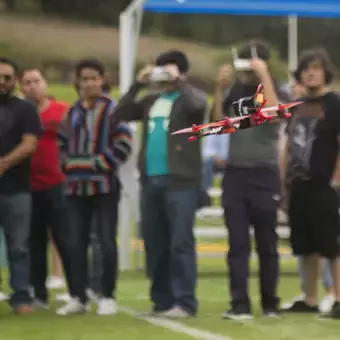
[{"xmin": 56, "ymin": 59, "xmax": 132, "ymax": 316}]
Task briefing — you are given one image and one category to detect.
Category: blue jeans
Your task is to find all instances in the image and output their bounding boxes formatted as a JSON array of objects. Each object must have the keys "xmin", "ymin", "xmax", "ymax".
[
  {"xmin": 141, "ymin": 176, "xmax": 199, "ymax": 315},
  {"xmin": 202, "ymin": 158, "xmax": 214, "ymax": 190},
  {"xmin": 0, "ymin": 193, "xmax": 32, "ymax": 306},
  {"xmin": 298, "ymin": 256, "xmax": 333, "ymax": 292}
]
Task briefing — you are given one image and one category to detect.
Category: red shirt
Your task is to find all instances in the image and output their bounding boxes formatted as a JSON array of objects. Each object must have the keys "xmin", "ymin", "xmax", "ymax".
[{"xmin": 30, "ymin": 100, "xmax": 69, "ymax": 191}]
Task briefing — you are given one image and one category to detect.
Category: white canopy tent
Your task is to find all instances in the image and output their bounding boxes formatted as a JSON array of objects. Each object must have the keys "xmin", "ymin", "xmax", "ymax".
[{"xmin": 118, "ymin": 0, "xmax": 340, "ymax": 270}]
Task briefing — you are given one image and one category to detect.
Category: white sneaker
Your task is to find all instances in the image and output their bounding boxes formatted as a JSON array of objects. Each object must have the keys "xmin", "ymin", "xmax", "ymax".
[
  {"xmin": 86, "ymin": 289, "xmax": 100, "ymax": 303},
  {"xmin": 161, "ymin": 306, "xmax": 191, "ymax": 319},
  {"xmin": 281, "ymin": 294, "xmax": 305, "ymax": 309},
  {"xmin": 319, "ymin": 295, "xmax": 335, "ymax": 313},
  {"xmin": 97, "ymin": 298, "xmax": 117, "ymax": 316},
  {"xmin": 47, "ymin": 276, "xmax": 65, "ymax": 289},
  {"xmin": 56, "ymin": 297, "xmax": 89, "ymax": 316},
  {"xmin": 55, "ymin": 292, "xmax": 71, "ymax": 303},
  {"xmin": 0, "ymin": 291, "xmax": 8, "ymax": 301},
  {"xmin": 33, "ymin": 299, "xmax": 49, "ymax": 310}
]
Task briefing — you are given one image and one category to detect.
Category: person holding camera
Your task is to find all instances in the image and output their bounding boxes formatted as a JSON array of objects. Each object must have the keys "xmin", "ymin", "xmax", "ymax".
[
  {"xmin": 211, "ymin": 40, "xmax": 289, "ymax": 320},
  {"xmin": 114, "ymin": 50, "xmax": 207, "ymax": 318}
]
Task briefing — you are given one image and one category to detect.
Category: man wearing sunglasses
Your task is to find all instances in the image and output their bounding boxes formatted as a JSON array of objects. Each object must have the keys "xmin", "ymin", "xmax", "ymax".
[{"xmin": 0, "ymin": 57, "xmax": 42, "ymax": 314}]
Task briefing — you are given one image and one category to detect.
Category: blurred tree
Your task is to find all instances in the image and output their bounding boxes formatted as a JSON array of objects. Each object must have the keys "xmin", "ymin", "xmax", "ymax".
[
  {"xmin": 4, "ymin": 0, "xmax": 17, "ymax": 10},
  {"xmin": 7, "ymin": 1, "xmax": 340, "ymax": 69}
]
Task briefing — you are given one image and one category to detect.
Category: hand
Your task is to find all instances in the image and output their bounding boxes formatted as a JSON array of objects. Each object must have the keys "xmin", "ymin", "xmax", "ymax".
[
  {"xmin": 213, "ymin": 156, "xmax": 226, "ymax": 168},
  {"xmin": 136, "ymin": 65, "xmax": 154, "ymax": 84},
  {"xmin": 163, "ymin": 64, "xmax": 181, "ymax": 80},
  {"xmin": 217, "ymin": 64, "xmax": 233, "ymax": 89},
  {"xmin": 0, "ymin": 157, "xmax": 9, "ymax": 177},
  {"xmin": 249, "ymin": 58, "xmax": 270, "ymax": 79}
]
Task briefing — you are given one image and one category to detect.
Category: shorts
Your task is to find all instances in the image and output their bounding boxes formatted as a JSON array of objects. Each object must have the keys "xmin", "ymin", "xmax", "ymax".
[{"xmin": 288, "ymin": 178, "xmax": 340, "ymax": 259}]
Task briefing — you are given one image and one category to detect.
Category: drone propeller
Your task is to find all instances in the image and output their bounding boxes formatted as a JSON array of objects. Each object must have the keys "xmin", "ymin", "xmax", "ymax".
[
  {"xmin": 260, "ymin": 101, "xmax": 303, "ymax": 113},
  {"xmin": 172, "ymin": 127, "xmax": 195, "ymax": 135},
  {"xmin": 172, "ymin": 119, "xmax": 231, "ymax": 135}
]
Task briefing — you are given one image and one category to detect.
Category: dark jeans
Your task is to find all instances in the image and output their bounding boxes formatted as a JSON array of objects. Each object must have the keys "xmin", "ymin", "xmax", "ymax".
[
  {"xmin": 141, "ymin": 176, "xmax": 198, "ymax": 315},
  {"xmin": 222, "ymin": 167, "xmax": 280, "ymax": 310},
  {"xmin": 68, "ymin": 183, "xmax": 120, "ymax": 303},
  {"xmin": 0, "ymin": 192, "xmax": 31, "ymax": 306},
  {"xmin": 30, "ymin": 184, "xmax": 73, "ymax": 302},
  {"xmin": 88, "ymin": 218, "xmax": 102, "ymax": 294}
]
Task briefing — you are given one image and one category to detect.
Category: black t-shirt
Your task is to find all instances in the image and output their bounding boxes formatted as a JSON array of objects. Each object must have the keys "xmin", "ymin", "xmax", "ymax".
[
  {"xmin": 0, "ymin": 96, "xmax": 42, "ymax": 194},
  {"xmin": 285, "ymin": 91, "xmax": 340, "ymax": 183}
]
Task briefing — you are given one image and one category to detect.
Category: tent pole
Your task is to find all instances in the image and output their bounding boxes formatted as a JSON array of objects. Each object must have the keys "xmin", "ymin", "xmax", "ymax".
[
  {"xmin": 118, "ymin": 1, "xmax": 146, "ymax": 271},
  {"xmin": 288, "ymin": 15, "xmax": 298, "ymax": 84}
]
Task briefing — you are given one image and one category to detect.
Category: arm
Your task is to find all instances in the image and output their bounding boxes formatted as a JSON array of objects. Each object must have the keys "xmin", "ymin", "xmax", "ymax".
[
  {"xmin": 175, "ymin": 79, "xmax": 207, "ymax": 114},
  {"xmin": 57, "ymin": 108, "xmax": 71, "ymax": 162},
  {"xmin": 260, "ymin": 72, "xmax": 280, "ymax": 108},
  {"xmin": 279, "ymin": 133, "xmax": 289, "ymax": 185},
  {"xmin": 210, "ymin": 85, "xmax": 225, "ymax": 121},
  {"xmin": 1, "ymin": 103, "xmax": 42, "ymax": 173},
  {"xmin": 331, "ymin": 154, "xmax": 340, "ymax": 186},
  {"xmin": 65, "ymin": 103, "xmax": 133, "ymax": 174},
  {"xmin": 113, "ymin": 82, "xmax": 147, "ymax": 122}
]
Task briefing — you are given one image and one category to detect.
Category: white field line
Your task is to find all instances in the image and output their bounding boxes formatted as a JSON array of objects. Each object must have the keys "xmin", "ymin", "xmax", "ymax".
[{"xmin": 119, "ymin": 306, "xmax": 234, "ymax": 340}]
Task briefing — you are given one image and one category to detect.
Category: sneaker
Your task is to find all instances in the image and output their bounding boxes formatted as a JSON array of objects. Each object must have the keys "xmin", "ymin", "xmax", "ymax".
[
  {"xmin": 33, "ymin": 299, "xmax": 49, "ymax": 310},
  {"xmin": 319, "ymin": 295, "xmax": 335, "ymax": 313},
  {"xmin": 97, "ymin": 298, "xmax": 117, "ymax": 316},
  {"xmin": 14, "ymin": 304, "xmax": 33, "ymax": 315},
  {"xmin": 47, "ymin": 276, "xmax": 65, "ymax": 290},
  {"xmin": 55, "ymin": 292, "xmax": 71, "ymax": 303},
  {"xmin": 0, "ymin": 291, "xmax": 8, "ymax": 301},
  {"xmin": 281, "ymin": 294, "xmax": 305, "ymax": 309},
  {"xmin": 222, "ymin": 305, "xmax": 253, "ymax": 321},
  {"xmin": 263, "ymin": 307, "xmax": 280, "ymax": 318},
  {"xmin": 319, "ymin": 301, "xmax": 340, "ymax": 319},
  {"xmin": 86, "ymin": 289, "xmax": 100, "ymax": 303},
  {"xmin": 282, "ymin": 300, "xmax": 318, "ymax": 313},
  {"xmin": 161, "ymin": 306, "xmax": 191, "ymax": 319},
  {"xmin": 56, "ymin": 297, "xmax": 89, "ymax": 316}
]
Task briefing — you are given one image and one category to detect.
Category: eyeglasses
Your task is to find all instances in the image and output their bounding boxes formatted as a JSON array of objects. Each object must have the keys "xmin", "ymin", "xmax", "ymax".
[{"xmin": 0, "ymin": 74, "xmax": 13, "ymax": 83}]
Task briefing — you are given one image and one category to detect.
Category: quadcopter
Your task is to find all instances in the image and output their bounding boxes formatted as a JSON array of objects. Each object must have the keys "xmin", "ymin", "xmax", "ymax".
[{"xmin": 172, "ymin": 83, "xmax": 303, "ymax": 141}]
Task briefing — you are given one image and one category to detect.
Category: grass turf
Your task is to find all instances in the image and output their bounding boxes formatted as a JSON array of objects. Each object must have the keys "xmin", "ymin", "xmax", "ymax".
[
  {"xmin": 0, "ymin": 259, "xmax": 339, "ymax": 340},
  {"xmin": 3, "ymin": 85, "xmax": 338, "ymax": 339}
]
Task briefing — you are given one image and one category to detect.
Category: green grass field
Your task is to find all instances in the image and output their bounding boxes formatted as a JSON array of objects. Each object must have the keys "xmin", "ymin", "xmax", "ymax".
[{"xmin": 2, "ymin": 85, "xmax": 338, "ymax": 340}]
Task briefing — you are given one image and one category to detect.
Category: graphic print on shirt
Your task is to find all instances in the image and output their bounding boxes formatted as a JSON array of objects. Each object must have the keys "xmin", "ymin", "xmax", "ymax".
[
  {"xmin": 287, "ymin": 103, "xmax": 324, "ymax": 180},
  {"xmin": 146, "ymin": 92, "xmax": 180, "ymax": 176}
]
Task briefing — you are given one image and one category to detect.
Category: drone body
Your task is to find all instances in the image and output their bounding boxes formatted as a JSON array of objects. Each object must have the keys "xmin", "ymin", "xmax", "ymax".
[{"xmin": 172, "ymin": 83, "xmax": 302, "ymax": 141}]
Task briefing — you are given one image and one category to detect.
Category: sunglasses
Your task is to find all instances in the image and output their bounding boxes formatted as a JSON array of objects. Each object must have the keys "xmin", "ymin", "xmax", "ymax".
[{"xmin": 0, "ymin": 74, "xmax": 13, "ymax": 83}]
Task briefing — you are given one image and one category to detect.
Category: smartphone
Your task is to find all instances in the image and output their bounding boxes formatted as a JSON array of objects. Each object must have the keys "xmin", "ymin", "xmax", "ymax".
[{"xmin": 232, "ymin": 45, "xmax": 258, "ymax": 71}]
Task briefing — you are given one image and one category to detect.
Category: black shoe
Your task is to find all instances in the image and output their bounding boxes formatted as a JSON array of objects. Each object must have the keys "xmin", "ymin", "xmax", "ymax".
[
  {"xmin": 282, "ymin": 300, "xmax": 318, "ymax": 313},
  {"xmin": 222, "ymin": 305, "xmax": 253, "ymax": 320},
  {"xmin": 319, "ymin": 301, "xmax": 340, "ymax": 319},
  {"xmin": 263, "ymin": 307, "xmax": 280, "ymax": 318}
]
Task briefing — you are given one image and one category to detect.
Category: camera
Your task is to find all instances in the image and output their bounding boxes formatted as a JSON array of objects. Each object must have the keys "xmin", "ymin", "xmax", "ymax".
[
  {"xmin": 232, "ymin": 45, "xmax": 258, "ymax": 71},
  {"xmin": 149, "ymin": 67, "xmax": 173, "ymax": 83}
]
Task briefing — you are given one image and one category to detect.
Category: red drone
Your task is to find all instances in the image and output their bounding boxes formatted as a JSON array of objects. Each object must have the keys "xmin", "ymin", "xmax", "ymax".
[{"xmin": 172, "ymin": 83, "xmax": 303, "ymax": 141}]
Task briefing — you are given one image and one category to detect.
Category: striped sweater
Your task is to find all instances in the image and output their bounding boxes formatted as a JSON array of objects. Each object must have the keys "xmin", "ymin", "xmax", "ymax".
[{"xmin": 59, "ymin": 96, "xmax": 132, "ymax": 196}]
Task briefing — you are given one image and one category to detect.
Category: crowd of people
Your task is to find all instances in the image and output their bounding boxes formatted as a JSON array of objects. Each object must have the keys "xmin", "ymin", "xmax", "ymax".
[{"xmin": 0, "ymin": 39, "xmax": 340, "ymax": 320}]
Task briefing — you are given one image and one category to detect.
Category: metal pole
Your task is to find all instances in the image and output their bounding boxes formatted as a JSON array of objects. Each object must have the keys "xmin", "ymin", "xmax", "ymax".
[{"xmin": 288, "ymin": 15, "xmax": 298, "ymax": 84}]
